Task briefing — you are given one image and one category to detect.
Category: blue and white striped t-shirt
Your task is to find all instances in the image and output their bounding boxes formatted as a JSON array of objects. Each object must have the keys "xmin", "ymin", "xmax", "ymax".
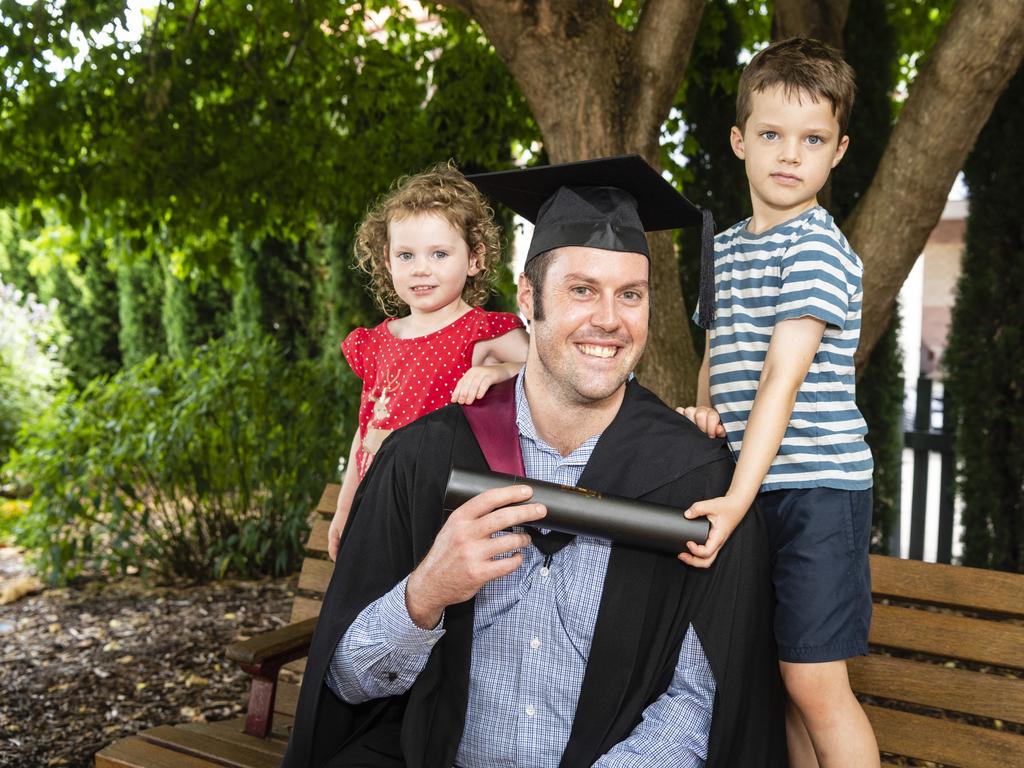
[{"xmin": 695, "ymin": 206, "xmax": 873, "ymax": 491}]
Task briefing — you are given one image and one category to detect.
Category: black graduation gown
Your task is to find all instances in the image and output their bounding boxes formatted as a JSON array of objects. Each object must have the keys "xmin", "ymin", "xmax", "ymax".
[{"xmin": 282, "ymin": 379, "xmax": 787, "ymax": 767}]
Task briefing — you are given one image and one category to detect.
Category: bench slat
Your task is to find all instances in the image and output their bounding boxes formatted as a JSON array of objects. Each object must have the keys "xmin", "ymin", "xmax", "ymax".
[
  {"xmin": 848, "ymin": 654, "xmax": 1024, "ymax": 724},
  {"xmin": 275, "ymin": 680, "xmax": 299, "ymax": 719},
  {"xmin": 865, "ymin": 704, "xmax": 1024, "ymax": 768},
  {"xmin": 96, "ymin": 736, "xmax": 226, "ymax": 768},
  {"xmin": 870, "ymin": 554, "xmax": 1024, "ymax": 617},
  {"xmin": 140, "ymin": 725, "xmax": 281, "ymax": 768},
  {"xmin": 317, "ymin": 484, "xmax": 341, "ymax": 515},
  {"xmin": 869, "ymin": 602, "xmax": 1024, "ymax": 669},
  {"xmin": 290, "ymin": 595, "xmax": 323, "ymax": 625},
  {"xmin": 298, "ymin": 557, "xmax": 334, "ymax": 595},
  {"xmin": 306, "ymin": 519, "xmax": 330, "ymax": 553},
  {"xmin": 179, "ymin": 718, "xmax": 290, "ymax": 755}
]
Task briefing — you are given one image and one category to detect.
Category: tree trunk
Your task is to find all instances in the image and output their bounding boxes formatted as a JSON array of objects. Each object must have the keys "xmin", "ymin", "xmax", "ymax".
[
  {"xmin": 446, "ymin": 0, "xmax": 706, "ymax": 404},
  {"xmin": 450, "ymin": 0, "xmax": 1024, "ymax": 386},
  {"xmin": 846, "ymin": 0, "xmax": 1024, "ymax": 370}
]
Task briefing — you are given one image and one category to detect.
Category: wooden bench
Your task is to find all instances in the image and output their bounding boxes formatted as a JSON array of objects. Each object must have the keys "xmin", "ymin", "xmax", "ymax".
[{"xmin": 96, "ymin": 483, "xmax": 1024, "ymax": 767}]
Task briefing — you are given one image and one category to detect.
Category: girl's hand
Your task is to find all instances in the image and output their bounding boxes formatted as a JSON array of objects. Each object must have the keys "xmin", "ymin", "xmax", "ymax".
[
  {"xmin": 451, "ymin": 365, "xmax": 505, "ymax": 405},
  {"xmin": 675, "ymin": 405, "xmax": 726, "ymax": 439},
  {"xmin": 327, "ymin": 502, "xmax": 350, "ymax": 562},
  {"xmin": 676, "ymin": 495, "xmax": 749, "ymax": 568}
]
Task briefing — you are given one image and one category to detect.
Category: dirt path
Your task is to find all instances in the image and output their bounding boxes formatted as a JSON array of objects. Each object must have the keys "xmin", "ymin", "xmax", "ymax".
[{"xmin": 0, "ymin": 550, "xmax": 294, "ymax": 768}]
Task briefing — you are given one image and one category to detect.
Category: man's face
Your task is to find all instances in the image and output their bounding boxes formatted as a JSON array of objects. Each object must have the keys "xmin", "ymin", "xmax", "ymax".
[{"xmin": 518, "ymin": 246, "xmax": 649, "ymax": 405}]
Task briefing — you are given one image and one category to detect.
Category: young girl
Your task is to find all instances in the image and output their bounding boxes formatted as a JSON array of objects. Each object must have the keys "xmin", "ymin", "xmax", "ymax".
[{"xmin": 327, "ymin": 163, "xmax": 529, "ymax": 561}]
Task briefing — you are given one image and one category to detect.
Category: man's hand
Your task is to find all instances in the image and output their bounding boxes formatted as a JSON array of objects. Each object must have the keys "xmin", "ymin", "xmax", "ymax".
[
  {"xmin": 405, "ymin": 485, "xmax": 546, "ymax": 629},
  {"xmin": 451, "ymin": 365, "xmax": 507, "ymax": 405},
  {"xmin": 675, "ymin": 405, "xmax": 726, "ymax": 439},
  {"xmin": 677, "ymin": 494, "xmax": 749, "ymax": 568}
]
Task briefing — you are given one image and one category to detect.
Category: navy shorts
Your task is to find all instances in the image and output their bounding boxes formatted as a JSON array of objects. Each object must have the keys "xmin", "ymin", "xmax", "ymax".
[{"xmin": 757, "ymin": 487, "xmax": 872, "ymax": 663}]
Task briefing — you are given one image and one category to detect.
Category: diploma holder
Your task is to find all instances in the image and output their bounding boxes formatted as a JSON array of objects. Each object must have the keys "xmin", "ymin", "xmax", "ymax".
[{"xmin": 444, "ymin": 466, "xmax": 710, "ymax": 555}]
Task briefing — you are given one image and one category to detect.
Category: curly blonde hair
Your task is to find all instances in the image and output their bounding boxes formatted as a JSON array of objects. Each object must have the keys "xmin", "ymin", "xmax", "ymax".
[{"xmin": 354, "ymin": 162, "xmax": 503, "ymax": 314}]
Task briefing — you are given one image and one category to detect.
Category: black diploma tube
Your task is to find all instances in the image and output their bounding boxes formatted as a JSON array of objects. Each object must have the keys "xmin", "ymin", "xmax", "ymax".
[{"xmin": 444, "ymin": 466, "xmax": 709, "ymax": 555}]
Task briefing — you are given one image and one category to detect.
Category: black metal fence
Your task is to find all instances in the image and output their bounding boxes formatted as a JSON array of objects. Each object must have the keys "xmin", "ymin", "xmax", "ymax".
[{"xmin": 898, "ymin": 376, "xmax": 957, "ymax": 562}]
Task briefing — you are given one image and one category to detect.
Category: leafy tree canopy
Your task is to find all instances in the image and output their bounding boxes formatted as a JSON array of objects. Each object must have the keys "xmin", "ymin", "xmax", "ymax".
[{"xmin": 1, "ymin": 1, "xmax": 536, "ymax": 274}]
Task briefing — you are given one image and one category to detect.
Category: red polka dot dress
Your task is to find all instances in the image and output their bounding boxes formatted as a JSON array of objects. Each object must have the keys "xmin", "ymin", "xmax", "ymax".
[{"xmin": 342, "ymin": 306, "xmax": 524, "ymax": 480}]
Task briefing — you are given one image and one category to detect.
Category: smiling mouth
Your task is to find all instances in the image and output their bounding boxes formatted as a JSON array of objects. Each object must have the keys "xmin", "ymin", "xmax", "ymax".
[
  {"xmin": 576, "ymin": 343, "xmax": 618, "ymax": 359},
  {"xmin": 410, "ymin": 285, "xmax": 436, "ymax": 293}
]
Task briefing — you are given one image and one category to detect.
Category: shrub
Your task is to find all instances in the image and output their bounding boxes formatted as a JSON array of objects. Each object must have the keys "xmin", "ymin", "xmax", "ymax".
[
  {"xmin": 0, "ymin": 277, "xmax": 67, "ymax": 474},
  {"xmin": 7, "ymin": 332, "xmax": 345, "ymax": 583}
]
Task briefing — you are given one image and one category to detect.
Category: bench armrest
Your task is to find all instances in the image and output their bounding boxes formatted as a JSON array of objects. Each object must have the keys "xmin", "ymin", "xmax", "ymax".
[
  {"xmin": 226, "ymin": 616, "xmax": 317, "ymax": 671},
  {"xmin": 226, "ymin": 616, "xmax": 317, "ymax": 738}
]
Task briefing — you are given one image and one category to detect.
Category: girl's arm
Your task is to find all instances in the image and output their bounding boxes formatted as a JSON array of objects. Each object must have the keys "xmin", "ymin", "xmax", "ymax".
[
  {"xmin": 451, "ymin": 328, "xmax": 529, "ymax": 404},
  {"xmin": 328, "ymin": 432, "xmax": 362, "ymax": 562},
  {"xmin": 678, "ymin": 317, "xmax": 826, "ymax": 569}
]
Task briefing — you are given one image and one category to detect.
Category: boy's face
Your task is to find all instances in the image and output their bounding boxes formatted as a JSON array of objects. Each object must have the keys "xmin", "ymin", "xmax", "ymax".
[
  {"xmin": 731, "ymin": 84, "xmax": 849, "ymax": 231},
  {"xmin": 387, "ymin": 212, "xmax": 481, "ymax": 315}
]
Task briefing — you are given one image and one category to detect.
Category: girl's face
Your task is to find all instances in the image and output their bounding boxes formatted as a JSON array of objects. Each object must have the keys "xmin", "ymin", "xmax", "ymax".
[{"xmin": 386, "ymin": 211, "xmax": 481, "ymax": 316}]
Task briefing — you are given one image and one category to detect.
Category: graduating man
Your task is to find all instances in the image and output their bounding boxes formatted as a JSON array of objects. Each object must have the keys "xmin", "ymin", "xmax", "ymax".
[{"xmin": 283, "ymin": 156, "xmax": 786, "ymax": 768}]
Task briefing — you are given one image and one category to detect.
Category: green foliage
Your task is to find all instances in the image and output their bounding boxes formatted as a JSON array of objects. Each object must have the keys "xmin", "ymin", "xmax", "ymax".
[
  {"xmin": 673, "ymin": 0, "xmax": 753, "ymax": 358},
  {"xmin": 0, "ymin": 210, "xmax": 38, "ymax": 293},
  {"xmin": 945, "ymin": 65, "xmax": 1024, "ymax": 573},
  {"xmin": 856, "ymin": 315, "xmax": 904, "ymax": 551},
  {"xmin": 0, "ymin": 499, "xmax": 25, "ymax": 546},
  {"xmin": 161, "ymin": 260, "xmax": 233, "ymax": 359},
  {"xmin": 117, "ymin": 255, "xmax": 167, "ymax": 365},
  {"xmin": 52, "ymin": 244, "xmax": 122, "ymax": 387},
  {"xmin": 7, "ymin": 333, "xmax": 344, "ymax": 584},
  {"xmin": 0, "ymin": 2, "xmax": 536, "ymax": 276},
  {"xmin": 231, "ymin": 236, "xmax": 323, "ymax": 361},
  {"xmin": 0, "ymin": 278, "xmax": 67, "ymax": 471}
]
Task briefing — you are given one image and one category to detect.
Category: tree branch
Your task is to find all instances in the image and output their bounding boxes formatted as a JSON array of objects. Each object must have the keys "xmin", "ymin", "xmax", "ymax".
[
  {"xmin": 626, "ymin": 0, "xmax": 705, "ymax": 144},
  {"xmin": 848, "ymin": 0, "xmax": 1024, "ymax": 368},
  {"xmin": 771, "ymin": 0, "xmax": 849, "ymax": 48}
]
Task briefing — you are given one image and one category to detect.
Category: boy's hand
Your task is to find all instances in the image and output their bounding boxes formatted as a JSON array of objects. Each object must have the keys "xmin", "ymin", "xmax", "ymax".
[
  {"xmin": 677, "ymin": 495, "xmax": 749, "ymax": 568},
  {"xmin": 675, "ymin": 405, "xmax": 726, "ymax": 439},
  {"xmin": 451, "ymin": 365, "xmax": 505, "ymax": 405}
]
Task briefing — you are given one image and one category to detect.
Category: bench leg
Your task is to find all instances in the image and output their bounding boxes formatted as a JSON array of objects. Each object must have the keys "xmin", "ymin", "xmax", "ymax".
[{"xmin": 241, "ymin": 666, "xmax": 278, "ymax": 738}]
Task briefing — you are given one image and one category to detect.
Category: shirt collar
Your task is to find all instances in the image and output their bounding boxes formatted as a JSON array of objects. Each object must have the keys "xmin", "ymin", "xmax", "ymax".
[{"xmin": 514, "ymin": 367, "xmax": 601, "ymax": 466}]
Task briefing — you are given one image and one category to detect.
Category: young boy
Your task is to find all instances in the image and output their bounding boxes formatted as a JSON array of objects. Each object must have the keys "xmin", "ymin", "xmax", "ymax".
[{"xmin": 679, "ymin": 38, "xmax": 879, "ymax": 767}]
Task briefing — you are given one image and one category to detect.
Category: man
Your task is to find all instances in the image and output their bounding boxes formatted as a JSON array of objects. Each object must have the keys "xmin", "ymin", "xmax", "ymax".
[{"xmin": 283, "ymin": 156, "xmax": 786, "ymax": 767}]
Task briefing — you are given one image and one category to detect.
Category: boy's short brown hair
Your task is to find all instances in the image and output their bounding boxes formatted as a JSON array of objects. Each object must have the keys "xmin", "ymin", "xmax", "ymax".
[
  {"xmin": 736, "ymin": 37, "xmax": 856, "ymax": 136},
  {"xmin": 354, "ymin": 162, "xmax": 502, "ymax": 314}
]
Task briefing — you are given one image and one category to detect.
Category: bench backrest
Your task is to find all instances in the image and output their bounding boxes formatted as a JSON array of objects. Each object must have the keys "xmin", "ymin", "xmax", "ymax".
[
  {"xmin": 287, "ymin": 486, "xmax": 1024, "ymax": 766},
  {"xmin": 850, "ymin": 554, "xmax": 1024, "ymax": 767}
]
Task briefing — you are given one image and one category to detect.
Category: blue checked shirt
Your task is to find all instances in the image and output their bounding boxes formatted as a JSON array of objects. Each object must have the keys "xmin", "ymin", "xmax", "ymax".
[{"xmin": 327, "ymin": 375, "xmax": 716, "ymax": 766}]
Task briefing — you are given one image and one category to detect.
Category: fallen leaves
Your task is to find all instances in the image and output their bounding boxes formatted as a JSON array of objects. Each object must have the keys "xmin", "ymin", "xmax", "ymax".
[{"xmin": 0, "ymin": 574, "xmax": 294, "ymax": 767}]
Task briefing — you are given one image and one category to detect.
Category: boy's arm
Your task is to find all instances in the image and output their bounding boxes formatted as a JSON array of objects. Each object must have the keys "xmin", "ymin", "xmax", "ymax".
[
  {"xmin": 328, "ymin": 433, "xmax": 361, "ymax": 562},
  {"xmin": 451, "ymin": 328, "xmax": 529, "ymax": 404},
  {"xmin": 679, "ymin": 317, "xmax": 826, "ymax": 569}
]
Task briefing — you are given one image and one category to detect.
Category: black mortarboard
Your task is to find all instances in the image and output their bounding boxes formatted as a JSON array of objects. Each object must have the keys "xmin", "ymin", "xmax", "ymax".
[{"xmin": 468, "ymin": 155, "xmax": 717, "ymax": 327}]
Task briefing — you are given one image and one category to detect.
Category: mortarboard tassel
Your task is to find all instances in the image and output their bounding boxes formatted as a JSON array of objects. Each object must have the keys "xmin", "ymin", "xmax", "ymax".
[{"xmin": 698, "ymin": 207, "xmax": 717, "ymax": 328}]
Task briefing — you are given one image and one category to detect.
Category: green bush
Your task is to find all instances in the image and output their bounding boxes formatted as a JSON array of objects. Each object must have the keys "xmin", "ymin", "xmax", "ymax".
[
  {"xmin": 0, "ymin": 278, "xmax": 67, "ymax": 473},
  {"xmin": 6, "ymin": 332, "xmax": 345, "ymax": 583}
]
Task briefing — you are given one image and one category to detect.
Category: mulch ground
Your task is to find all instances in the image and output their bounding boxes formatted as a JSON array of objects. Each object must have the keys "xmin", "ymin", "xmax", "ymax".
[{"xmin": 0, "ymin": 546, "xmax": 295, "ymax": 768}]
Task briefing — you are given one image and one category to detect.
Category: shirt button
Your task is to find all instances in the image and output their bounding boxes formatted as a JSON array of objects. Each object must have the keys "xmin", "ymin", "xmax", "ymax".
[
  {"xmin": 539, "ymin": 567, "xmax": 550, "ymax": 577},
  {"xmin": 525, "ymin": 704, "xmax": 536, "ymax": 717},
  {"xmin": 530, "ymin": 637, "xmax": 541, "ymax": 650}
]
